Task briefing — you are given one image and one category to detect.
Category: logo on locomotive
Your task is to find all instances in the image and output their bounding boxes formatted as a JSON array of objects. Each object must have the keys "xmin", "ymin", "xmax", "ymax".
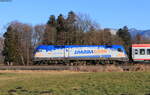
[{"xmin": 74, "ymin": 49, "xmax": 108, "ymax": 54}]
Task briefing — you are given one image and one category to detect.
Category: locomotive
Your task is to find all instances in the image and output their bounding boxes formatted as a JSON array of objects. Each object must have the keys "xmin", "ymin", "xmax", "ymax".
[
  {"xmin": 33, "ymin": 45, "xmax": 128, "ymax": 65},
  {"xmin": 33, "ymin": 44, "xmax": 150, "ymax": 65}
]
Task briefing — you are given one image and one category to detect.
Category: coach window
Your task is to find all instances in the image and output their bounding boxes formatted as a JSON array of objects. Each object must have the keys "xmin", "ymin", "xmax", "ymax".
[
  {"xmin": 134, "ymin": 49, "xmax": 138, "ymax": 55},
  {"xmin": 140, "ymin": 49, "xmax": 145, "ymax": 55},
  {"xmin": 147, "ymin": 49, "xmax": 150, "ymax": 55}
]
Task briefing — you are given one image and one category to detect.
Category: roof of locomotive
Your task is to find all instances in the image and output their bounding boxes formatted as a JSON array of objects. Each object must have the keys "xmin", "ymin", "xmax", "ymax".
[
  {"xmin": 132, "ymin": 44, "xmax": 150, "ymax": 47},
  {"xmin": 35, "ymin": 45, "xmax": 126, "ymax": 51},
  {"xmin": 36, "ymin": 45, "xmax": 124, "ymax": 48}
]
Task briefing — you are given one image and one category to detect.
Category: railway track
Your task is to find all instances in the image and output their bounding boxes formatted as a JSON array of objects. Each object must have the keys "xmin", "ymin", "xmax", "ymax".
[
  {"xmin": 0, "ymin": 66, "xmax": 70, "ymax": 70},
  {"xmin": 0, "ymin": 65, "xmax": 149, "ymax": 71}
]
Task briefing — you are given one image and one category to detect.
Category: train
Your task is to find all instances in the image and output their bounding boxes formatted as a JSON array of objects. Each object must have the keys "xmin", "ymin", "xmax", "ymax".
[{"xmin": 33, "ymin": 44, "xmax": 150, "ymax": 65}]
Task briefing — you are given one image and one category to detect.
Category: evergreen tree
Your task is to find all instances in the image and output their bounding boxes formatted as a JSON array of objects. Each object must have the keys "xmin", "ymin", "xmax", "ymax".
[
  {"xmin": 43, "ymin": 15, "xmax": 57, "ymax": 45},
  {"xmin": 57, "ymin": 14, "xmax": 66, "ymax": 32},
  {"xmin": 47, "ymin": 15, "xmax": 57, "ymax": 27},
  {"xmin": 67, "ymin": 11, "xmax": 76, "ymax": 24},
  {"xmin": 3, "ymin": 26, "xmax": 19, "ymax": 65},
  {"xmin": 117, "ymin": 26, "xmax": 131, "ymax": 55},
  {"xmin": 66, "ymin": 11, "xmax": 77, "ymax": 45},
  {"xmin": 56, "ymin": 14, "xmax": 66, "ymax": 45}
]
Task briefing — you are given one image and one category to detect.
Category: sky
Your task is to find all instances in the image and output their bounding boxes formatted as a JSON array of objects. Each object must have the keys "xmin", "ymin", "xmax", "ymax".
[{"xmin": 0, "ymin": 0, "xmax": 150, "ymax": 35}]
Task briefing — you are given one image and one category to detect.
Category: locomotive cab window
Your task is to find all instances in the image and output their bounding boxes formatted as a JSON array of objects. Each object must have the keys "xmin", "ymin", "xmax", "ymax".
[
  {"xmin": 147, "ymin": 49, "xmax": 150, "ymax": 55},
  {"xmin": 54, "ymin": 45, "xmax": 65, "ymax": 48},
  {"xmin": 140, "ymin": 49, "xmax": 145, "ymax": 55},
  {"xmin": 37, "ymin": 49, "xmax": 47, "ymax": 52},
  {"xmin": 106, "ymin": 45, "xmax": 112, "ymax": 48},
  {"xmin": 37, "ymin": 49, "xmax": 42, "ymax": 52},
  {"xmin": 117, "ymin": 48, "xmax": 122, "ymax": 52},
  {"xmin": 134, "ymin": 49, "xmax": 138, "ymax": 55}
]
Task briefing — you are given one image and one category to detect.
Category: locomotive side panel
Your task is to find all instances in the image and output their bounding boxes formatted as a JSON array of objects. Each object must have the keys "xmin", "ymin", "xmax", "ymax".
[
  {"xmin": 67, "ymin": 45, "xmax": 127, "ymax": 59},
  {"xmin": 34, "ymin": 45, "xmax": 128, "ymax": 63}
]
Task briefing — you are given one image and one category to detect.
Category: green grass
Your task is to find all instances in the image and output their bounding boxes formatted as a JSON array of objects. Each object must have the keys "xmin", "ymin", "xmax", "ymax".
[{"xmin": 0, "ymin": 71, "xmax": 150, "ymax": 95}]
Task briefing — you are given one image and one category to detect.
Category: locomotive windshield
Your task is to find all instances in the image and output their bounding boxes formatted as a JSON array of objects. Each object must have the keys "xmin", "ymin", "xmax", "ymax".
[{"xmin": 117, "ymin": 48, "xmax": 123, "ymax": 52}]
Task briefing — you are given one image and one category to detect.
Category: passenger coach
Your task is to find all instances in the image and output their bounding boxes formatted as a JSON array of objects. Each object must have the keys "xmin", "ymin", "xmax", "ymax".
[{"xmin": 132, "ymin": 44, "xmax": 150, "ymax": 62}]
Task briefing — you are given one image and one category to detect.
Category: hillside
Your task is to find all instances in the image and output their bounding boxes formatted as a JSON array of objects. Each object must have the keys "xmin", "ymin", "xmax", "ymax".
[{"xmin": 129, "ymin": 28, "xmax": 150, "ymax": 38}]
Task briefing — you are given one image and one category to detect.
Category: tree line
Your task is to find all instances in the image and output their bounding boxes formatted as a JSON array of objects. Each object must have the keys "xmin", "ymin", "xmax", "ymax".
[{"xmin": 1, "ymin": 11, "xmax": 149, "ymax": 65}]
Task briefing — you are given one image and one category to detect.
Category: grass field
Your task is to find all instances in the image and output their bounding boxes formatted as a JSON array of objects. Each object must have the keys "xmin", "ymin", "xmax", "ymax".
[{"xmin": 0, "ymin": 71, "xmax": 150, "ymax": 95}]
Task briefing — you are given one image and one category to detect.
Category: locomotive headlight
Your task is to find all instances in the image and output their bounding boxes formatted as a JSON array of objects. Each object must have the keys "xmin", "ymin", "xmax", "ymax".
[
  {"xmin": 47, "ymin": 51, "xmax": 51, "ymax": 54},
  {"xmin": 35, "ymin": 52, "xmax": 43, "ymax": 57},
  {"xmin": 117, "ymin": 53, "xmax": 125, "ymax": 57}
]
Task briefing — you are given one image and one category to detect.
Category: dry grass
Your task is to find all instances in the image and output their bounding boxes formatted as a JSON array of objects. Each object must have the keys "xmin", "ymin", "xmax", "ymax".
[
  {"xmin": 69, "ymin": 65, "xmax": 124, "ymax": 72},
  {"xmin": 70, "ymin": 64, "xmax": 150, "ymax": 72},
  {"xmin": 104, "ymin": 65, "xmax": 124, "ymax": 72},
  {"xmin": 0, "ymin": 64, "xmax": 150, "ymax": 73},
  {"xmin": 129, "ymin": 64, "xmax": 150, "ymax": 71},
  {"xmin": 0, "ymin": 70, "xmax": 85, "ymax": 74}
]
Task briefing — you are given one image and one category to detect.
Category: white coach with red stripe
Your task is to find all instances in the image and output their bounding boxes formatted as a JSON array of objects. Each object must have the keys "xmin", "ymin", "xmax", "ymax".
[{"xmin": 132, "ymin": 44, "xmax": 150, "ymax": 61}]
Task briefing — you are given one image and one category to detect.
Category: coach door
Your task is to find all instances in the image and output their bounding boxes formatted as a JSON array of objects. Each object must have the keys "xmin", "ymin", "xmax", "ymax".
[{"xmin": 132, "ymin": 48, "xmax": 138, "ymax": 59}]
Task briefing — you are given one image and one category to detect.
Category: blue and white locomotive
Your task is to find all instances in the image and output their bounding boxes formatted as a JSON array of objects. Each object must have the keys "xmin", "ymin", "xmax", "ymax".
[{"xmin": 34, "ymin": 45, "xmax": 128, "ymax": 65}]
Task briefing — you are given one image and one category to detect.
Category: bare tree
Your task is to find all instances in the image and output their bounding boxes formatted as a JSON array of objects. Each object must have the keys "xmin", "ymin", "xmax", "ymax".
[
  {"xmin": 76, "ymin": 13, "xmax": 100, "ymax": 32},
  {"xmin": 33, "ymin": 24, "xmax": 46, "ymax": 47},
  {"xmin": 0, "ymin": 37, "xmax": 4, "ymax": 64}
]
